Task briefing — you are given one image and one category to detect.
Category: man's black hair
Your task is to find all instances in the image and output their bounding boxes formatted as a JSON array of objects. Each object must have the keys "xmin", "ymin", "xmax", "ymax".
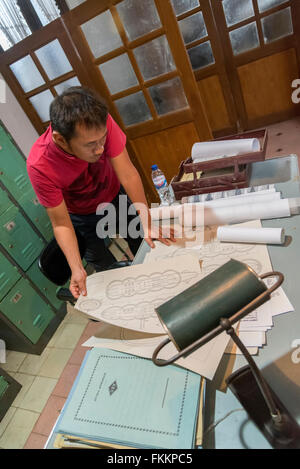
[{"xmin": 50, "ymin": 86, "xmax": 108, "ymax": 142}]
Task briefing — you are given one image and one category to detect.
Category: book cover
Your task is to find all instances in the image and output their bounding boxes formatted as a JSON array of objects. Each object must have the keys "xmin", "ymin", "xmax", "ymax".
[{"xmin": 56, "ymin": 348, "xmax": 201, "ymax": 449}]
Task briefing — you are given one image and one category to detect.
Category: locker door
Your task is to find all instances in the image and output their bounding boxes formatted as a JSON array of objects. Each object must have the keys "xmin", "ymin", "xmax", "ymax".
[
  {"xmin": 18, "ymin": 188, "xmax": 53, "ymax": 241},
  {"xmin": 0, "ymin": 376, "xmax": 9, "ymax": 399},
  {"xmin": 0, "ymin": 251, "xmax": 21, "ymax": 302},
  {"xmin": 0, "ymin": 125, "xmax": 32, "ymax": 198},
  {"xmin": 0, "ymin": 278, "xmax": 55, "ymax": 344},
  {"xmin": 0, "ymin": 205, "xmax": 45, "ymax": 270},
  {"xmin": 0, "ymin": 190, "xmax": 11, "ymax": 217}
]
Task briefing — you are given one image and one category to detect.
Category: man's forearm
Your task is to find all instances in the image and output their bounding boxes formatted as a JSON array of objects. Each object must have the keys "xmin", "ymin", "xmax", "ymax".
[
  {"xmin": 121, "ymin": 171, "xmax": 151, "ymax": 228},
  {"xmin": 53, "ymin": 224, "xmax": 83, "ymax": 272}
]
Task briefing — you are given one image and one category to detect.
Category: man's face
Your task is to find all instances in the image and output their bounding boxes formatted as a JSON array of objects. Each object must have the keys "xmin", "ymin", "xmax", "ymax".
[{"xmin": 65, "ymin": 123, "xmax": 108, "ymax": 163}]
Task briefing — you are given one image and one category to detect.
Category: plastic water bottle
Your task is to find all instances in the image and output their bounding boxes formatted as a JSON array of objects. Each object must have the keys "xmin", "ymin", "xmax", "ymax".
[{"xmin": 151, "ymin": 164, "xmax": 174, "ymax": 205}]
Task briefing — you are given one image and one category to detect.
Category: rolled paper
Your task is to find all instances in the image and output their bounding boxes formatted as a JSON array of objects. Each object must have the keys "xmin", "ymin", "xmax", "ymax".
[
  {"xmin": 179, "ymin": 199, "xmax": 291, "ymax": 227},
  {"xmin": 199, "ymin": 191, "xmax": 281, "ymax": 209},
  {"xmin": 150, "ymin": 192, "xmax": 281, "ymax": 221},
  {"xmin": 191, "ymin": 138, "xmax": 260, "ymax": 162},
  {"xmin": 181, "ymin": 186, "xmax": 276, "ymax": 204},
  {"xmin": 217, "ymin": 226, "xmax": 285, "ymax": 245}
]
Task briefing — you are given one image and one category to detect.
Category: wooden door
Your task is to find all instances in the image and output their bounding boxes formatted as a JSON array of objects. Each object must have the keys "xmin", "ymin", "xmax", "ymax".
[
  {"xmin": 0, "ymin": 18, "xmax": 92, "ymax": 135},
  {"xmin": 211, "ymin": 0, "xmax": 300, "ymax": 130},
  {"xmin": 62, "ymin": 0, "xmax": 214, "ymax": 202},
  {"xmin": 169, "ymin": 0, "xmax": 239, "ymax": 137}
]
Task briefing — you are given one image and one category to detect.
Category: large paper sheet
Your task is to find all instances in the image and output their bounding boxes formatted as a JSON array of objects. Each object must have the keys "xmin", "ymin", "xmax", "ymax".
[
  {"xmin": 75, "ymin": 255, "xmax": 203, "ymax": 333},
  {"xmin": 82, "ymin": 331, "xmax": 230, "ymax": 381}
]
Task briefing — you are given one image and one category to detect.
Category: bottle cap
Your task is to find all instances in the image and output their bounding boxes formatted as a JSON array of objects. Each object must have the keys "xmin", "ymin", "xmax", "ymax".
[{"xmin": 151, "ymin": 164, "xmax": 158, "ymax": 170}]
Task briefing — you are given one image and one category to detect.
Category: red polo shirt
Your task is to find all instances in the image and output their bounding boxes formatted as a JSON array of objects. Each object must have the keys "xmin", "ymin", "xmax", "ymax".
[{"xmin": 27, "ymin": 114, "xmax": 126, "ymax": 214}]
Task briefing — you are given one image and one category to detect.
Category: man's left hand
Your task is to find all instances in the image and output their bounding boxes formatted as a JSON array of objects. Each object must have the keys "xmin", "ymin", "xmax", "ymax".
[{"xmin": 144, "ymin": 224, "xmax": 177, "ymax": 248}]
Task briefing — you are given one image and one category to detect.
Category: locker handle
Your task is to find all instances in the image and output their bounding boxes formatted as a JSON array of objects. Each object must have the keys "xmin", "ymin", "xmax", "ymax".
[{"xmin": 33, "ymin": 314, "xmax": 41, "ymax": 326}]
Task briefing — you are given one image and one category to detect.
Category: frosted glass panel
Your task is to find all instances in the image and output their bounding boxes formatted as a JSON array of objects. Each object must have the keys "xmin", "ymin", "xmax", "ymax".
[
  {"xmin": 223, "ymin": 0, "xmax": 254, "ymax": 27},
  {"xmin": 10, "ymin": 55, "xmax": 45, "ymax": 92},
  {"xmin": 257, "ymin": 0, "xmax": 288, "ymax": 12},
  {"xmin": 261, "ymin": 7, "xmax": 293, "ymax": 43},
  {"xmin": 149, "ymin": 77, "xmax": 188, "ymax": 115},
  {"xmin": 134, "ymin": 35, "xmax": 175, "ymax": 81},
  {"xmin": 54, "ymin": 77, "xmax": 81, "ymax": 95},
  {"xmin": 178, "ymin": 12, "xmax": 207, "ymax": 44},
  {"xmin": 65, "ymin": 0, "xmax": 85, "ymax": 8},
  {"xmin": 81, "ymin": 11, "xmax": 123, "ymax": 58},
  {"xmin": 99, "ymin": 54, "xmax": 138, "ymax": 94},
  {"xmin": 117, "ymin": 0, "xmax": 161, "ymax": 41},
  {"xmin": 35, "ymin": 40, "xmax": 72, "ymax": 80},
  {"xmin": 30, "ymin": 0, "xmax": 60, "ymax": 26},
  {"xmin": 171, "ymin": 0, "xmax": 199, "ymax": 16},
  {"xmin": 29, "ymin": 90, "xmax": 54, "ymax": 122},
  {"xmin": 229, "ymin": 22, "xmax": 259, "ymax": 55},
  {"xmin": 115, "ymin": 92, "xmax": 152, "ymax": 126},
  {"xmin": 187, "ymin": 41, "xmax": 215, "ymax": 70}
]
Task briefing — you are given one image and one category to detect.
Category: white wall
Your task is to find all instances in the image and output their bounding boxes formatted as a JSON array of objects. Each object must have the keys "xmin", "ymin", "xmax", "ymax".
[{"xmin": 0, "ymin": 75, "xmax": 39, "ymax": 158}]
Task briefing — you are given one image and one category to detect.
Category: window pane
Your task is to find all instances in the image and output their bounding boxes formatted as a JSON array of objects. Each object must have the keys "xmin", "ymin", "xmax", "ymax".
[
  {"xmin": 261, "ymin": 7, "xmax": 293, "ymax": 44},
  {"xmin": 257, "ymin": 0, "xmax": 289, "ymax": 13},
  {"xmin": 30, "ymin": 0, "xmax": 60, "ymax": 26},
  {"xmin": 187, "ymin": 41, "xmax": 215, "ymax": 70},
  {"xmin": 116, "ymin": 0, "xmax": 161, "ymax": 41},
  {"xmin": 178, "ymin": 12, "xmax": 207, "ymax": 44},
  {"xmin": 229, "ymin": 22, "xmax": 259, "ymax": 55},
  {"xmin": 10, "ymin": 56, "xmax": 45, "ymax": 93},
  {"xmin": 54, "ymin": 77, "xmax": 81, "ymax": 95},
  {"xmin": 149, "ymin": 77, "xmax": 188, "ymax": 115},
  {"xmin": 171, "ymin": 0, "xmax": 199, "ymax": 16},
  {"xmin": 81, "ymin": 11, "xmax": 123, "ymax": 58},
  {"xmin": 0, "ymin": 0, "xmax": 31, "ymax": 50},
  {"xmin": 35, "ymin": 40, "xmax": 72, "ymax": 80},
  {"xmin": 115, "ymin": 92, "xmax": 152, "ymax": 126},
  {"xmin": 99, "ymin": 54, "xmax": 138, "ymax": 95},
  {"xmin": 223, "ymin": 0, "xmax": 254, "ymax": 27},
  {"xmin": 65, "ymin": 0, "xmax": 85, "ymax": 8},
  {"xmin": 29, "ymin": 90, "xmax": 54, "ymax": 122},
  {"xmin": 134, "ymin": 35, "xmax": 175, "ymax": 81}
]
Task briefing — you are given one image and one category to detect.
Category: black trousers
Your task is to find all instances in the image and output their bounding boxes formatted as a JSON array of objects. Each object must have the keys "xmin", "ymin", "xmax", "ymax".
[{"xmin": 70, "ymin": 188, "xmax": 143, "ymax": 272}]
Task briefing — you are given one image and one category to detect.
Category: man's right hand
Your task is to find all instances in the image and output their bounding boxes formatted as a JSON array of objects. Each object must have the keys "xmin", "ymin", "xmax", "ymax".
[
  {"xmin": 69, "ymin": 267, "xmax": 88, "ymax": 299},
  {"xmin": 47, "ymin": 201, "xmax": 88, "ymax": 300}
]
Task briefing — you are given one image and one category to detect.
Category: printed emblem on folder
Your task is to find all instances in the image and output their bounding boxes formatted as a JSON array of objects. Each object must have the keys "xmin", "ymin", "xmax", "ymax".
[{"xmin": 109, "ymin": 380, "xmax": 118, "ymax": 395}]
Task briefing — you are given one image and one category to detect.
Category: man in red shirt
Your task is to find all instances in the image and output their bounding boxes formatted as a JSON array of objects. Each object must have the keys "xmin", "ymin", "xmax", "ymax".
[{"xmin": 27, "ymin": 87, "xmax": 173, "ymax": 299}]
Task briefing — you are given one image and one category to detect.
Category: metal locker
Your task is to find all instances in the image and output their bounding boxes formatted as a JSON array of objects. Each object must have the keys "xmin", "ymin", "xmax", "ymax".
[
  {"xmin": 18, "ymin": 188, "xmax": 53, "ymax": 241},
  {"xmin": 26, "ymin": 260, "xmax": 65, "ymax": 310},
  {"xmin": 0, "ymin": 205, "xmax": 45, "ymax": 271},
  {"xmin": 0, "ymin": 376, "xmax": 9, "ymax": 399},
  {"xmin": 0, "ymin": 278, "xmax": 55, "ymax": 344},
  {"xmin": 0, "ymin": 369, "xmax": 22, "ymax": 422},
  {"xmin": 0, "ymin": 251, "xmax": 21, "ymax": 302},
  {"xmin": 0, "ymin": 126, "xmax": 32, "ymax": 199},
  {"xmin": 0, "ymin": 190, "xmax": 11, "ymax": 217}
]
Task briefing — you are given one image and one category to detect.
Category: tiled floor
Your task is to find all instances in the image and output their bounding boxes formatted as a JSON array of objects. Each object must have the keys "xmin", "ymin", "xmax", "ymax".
[
  {"xmin": 0, "ymin": 117, "xmax": 299, "ymax": 449},
  {"xmin": 0, "ymin": 308, "xmax": 102, "ymax": 449}
]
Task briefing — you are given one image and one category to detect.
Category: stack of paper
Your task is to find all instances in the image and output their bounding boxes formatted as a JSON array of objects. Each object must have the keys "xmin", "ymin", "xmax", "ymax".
[
  {"xmin": 143, "ymin": 219, "xmax": 294, "ymax": 356},
  {"xmin": 54, "ymin": 348, "xmax": 201, "ymax": 449}
]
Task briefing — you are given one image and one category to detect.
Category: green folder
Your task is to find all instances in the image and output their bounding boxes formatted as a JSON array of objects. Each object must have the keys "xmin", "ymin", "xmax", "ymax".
[{"xmin": 56, "ymin": 348, "xmax": 201, "ymax": 449}]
